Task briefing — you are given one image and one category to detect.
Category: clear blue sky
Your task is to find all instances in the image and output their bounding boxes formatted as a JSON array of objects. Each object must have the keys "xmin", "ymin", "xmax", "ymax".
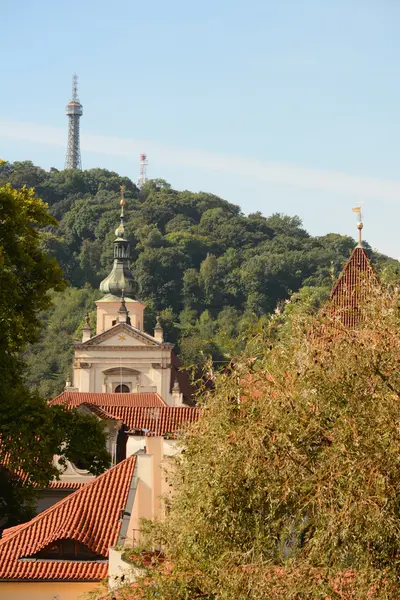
[{"xmin": 2, "ymin": 0, "xmax": 400, "ymax": 257}]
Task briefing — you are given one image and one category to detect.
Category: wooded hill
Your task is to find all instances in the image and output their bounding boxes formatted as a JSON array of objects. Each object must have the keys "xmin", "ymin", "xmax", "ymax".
[{"xmin": 1, "ymin": 160, "xmax": 398, "ymax": 398}]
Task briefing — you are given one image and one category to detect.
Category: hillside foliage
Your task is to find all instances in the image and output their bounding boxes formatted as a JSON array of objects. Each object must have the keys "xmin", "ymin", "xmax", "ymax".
[
  {"xmin": 1, "ymin": 160, "xmax": 398, "ymax": 398},
  {"xmin": 0, "ymin": 177, "xmax": 110, "ymax": 527},
  {"xmin": 124, "ymin": 284, "xmax": 400, "ymax": 600}
]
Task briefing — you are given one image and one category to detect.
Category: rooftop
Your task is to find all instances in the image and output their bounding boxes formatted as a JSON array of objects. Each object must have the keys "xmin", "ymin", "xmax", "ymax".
[
  {"xmin": 0, "ymin": 455, "xmax": 136, "ymax": 582},
  {"xmin": 329, "ymin": 246, "xmax": 376, "ymax": 327},
  {"xmin": 51, "ymin": 391, "xmax": 166, "ymax": 408}
]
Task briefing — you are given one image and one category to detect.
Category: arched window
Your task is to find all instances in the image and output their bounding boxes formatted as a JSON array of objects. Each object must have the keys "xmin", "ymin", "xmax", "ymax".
[{"xmin": 115, "ymin": 384, "xmax": 130, "ymax": 393}]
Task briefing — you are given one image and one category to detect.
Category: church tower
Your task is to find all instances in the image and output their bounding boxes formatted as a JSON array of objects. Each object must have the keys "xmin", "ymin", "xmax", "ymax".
[
  {"xmin": 95, "ymin": 186, "xmax": 145, "ymax": 331},
  {"xmin": 69, "ymin": 188, "xmax": 185, "ymax": 406}
]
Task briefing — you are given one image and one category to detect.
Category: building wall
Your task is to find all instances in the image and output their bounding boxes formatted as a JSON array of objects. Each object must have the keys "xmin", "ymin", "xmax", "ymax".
[
  {"xmin": 36, "ymin": 490, "xmax": 74, "ymax": 514},
  {"xmin": 73, "ymin": 345, "xmax": 174, "ymax": 404},
  {"xmin": 96, "ymin": 298, "xmax": 145, "ymax": 333},
  {"xmin": 0, "ymin": 581, "xmax": 97, "ymax": 600}
]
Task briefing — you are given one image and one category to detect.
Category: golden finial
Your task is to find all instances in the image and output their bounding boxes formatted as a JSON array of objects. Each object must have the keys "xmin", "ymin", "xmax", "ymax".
[
  {"xmin": 115, "ymin": 186, "xmax": 126, "ymax": 238},
  {"xmin": 352, "ymin": 204, "xmax": 363, "ymax": 247},
  {"xmin": 120, "ymin": 184, "xmax": 126, "ymax": 207}
]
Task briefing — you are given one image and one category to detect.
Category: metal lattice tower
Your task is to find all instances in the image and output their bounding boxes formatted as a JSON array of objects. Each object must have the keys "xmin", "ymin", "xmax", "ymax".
[
  {"xmin": 138, "ymin": 153, "xmax": 148, "ymax": 187},
  {"xmin": 65, "ymin": 73, "xmax": 83, "ymax": 170}
]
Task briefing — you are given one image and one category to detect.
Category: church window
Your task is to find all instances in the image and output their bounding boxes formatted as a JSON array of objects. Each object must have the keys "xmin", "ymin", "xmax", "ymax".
[{"xmin": 115, "ymin": 384, "xmax": 130, "ymax": 393}]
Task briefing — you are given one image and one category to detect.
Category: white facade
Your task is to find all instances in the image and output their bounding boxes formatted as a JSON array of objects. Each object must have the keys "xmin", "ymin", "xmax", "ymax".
[{"xmin": 71, "ymin": 295, "xmax": 183, "ymax": 406}]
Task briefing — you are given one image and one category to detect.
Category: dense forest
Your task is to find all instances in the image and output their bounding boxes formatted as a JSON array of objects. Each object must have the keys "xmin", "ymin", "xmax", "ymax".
[{"xmin": 1, "ymin": 160, "xmax": 398, "ymax": 399}]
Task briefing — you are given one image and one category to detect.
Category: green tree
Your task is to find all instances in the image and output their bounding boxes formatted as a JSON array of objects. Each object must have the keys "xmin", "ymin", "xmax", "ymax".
[
  {"xmin": 0, "ymin": 181, "xmax": 110, "ymax": 526},
  {"xmin": 2, "ymin": 161, "xmax": 399, "ymax": 394},
  {"xmin": 130, "ymin": 283, "xmax": 400, "ymax": 600}
]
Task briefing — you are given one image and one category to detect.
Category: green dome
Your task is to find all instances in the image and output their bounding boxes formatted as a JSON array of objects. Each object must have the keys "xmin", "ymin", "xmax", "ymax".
[{"xmin": 99, "ymin": 187, "xmax": 137, "ymax": 298}]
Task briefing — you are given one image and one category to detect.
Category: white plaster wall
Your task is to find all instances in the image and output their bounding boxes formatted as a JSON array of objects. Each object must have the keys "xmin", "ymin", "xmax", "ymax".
[
  {"xmin": 127, "ymin": 436, "xmax": 146, "ymax": 456},
  {"xmin": 73, "ymin": 344, "xmax": 175, "ymax": 404},
  {"xmin": 127, "ymin": 454, "xmax": 153, "ymax": 544},
  {"xmin": 96, "ymin": 299, "xmax": 145, "ymax": 334},
  {"xmin": 163, "ymin": 439, "xmax": 180, "ymax": 457},
  {"xmin": 108, "ymin": 547, "xmax": 139, "ymax": 590}
]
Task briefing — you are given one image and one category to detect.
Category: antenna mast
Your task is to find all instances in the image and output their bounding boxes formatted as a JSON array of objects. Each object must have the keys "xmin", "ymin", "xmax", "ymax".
[
  {"xmin": 65, "ymin": 73, "xmax": 83, "ymax": 170},
  {"xmin": 138, "ymin": 153, "xmax": 148, "ymax": 187}
]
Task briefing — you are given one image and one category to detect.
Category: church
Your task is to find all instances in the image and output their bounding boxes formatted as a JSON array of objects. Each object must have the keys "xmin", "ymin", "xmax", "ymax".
[
  {"xmin": 0, "ymin": 204, "xmax": 376, "ymax": 600},
  {"xmin": 67, "ymin": 188, "xmax": 191, "ymax": 405}
]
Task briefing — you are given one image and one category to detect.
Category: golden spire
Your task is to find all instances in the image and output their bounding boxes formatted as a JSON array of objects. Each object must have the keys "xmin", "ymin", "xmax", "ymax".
[
  {"xmin": 120, "ymin": 184, "xmax": 126, "ymax": 214},
  {"xmin": 115, "ymin": 185, "xmax": 126, "ymax": 238},
  {"xmin": 352, "ymin": 205, "xmax": 363, "ymax": 247}
]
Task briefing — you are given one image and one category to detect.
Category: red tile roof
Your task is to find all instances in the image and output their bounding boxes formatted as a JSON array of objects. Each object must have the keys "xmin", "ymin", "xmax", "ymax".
[
  {"xmin": 0, "ymin": 455, "xmax": 136, "ymax": 581},
  {"xmin": 51, "ymin": 393, "xmax": 202, "ymax": 437},
  {"xmin": 98, "ymin": 406, "xmax": 202, "ymax": 436},
  {"xmin": 51, "ymin": 391, "xmax": 166, "ymax": 407},
  {"xmin": 79, "ymin": 402, "xmax": 119, "ymax": 421},
  {"xmin": 47, "ymin": 480, "xmax": 88, "ymax": 490},
  {"xmin": 329, "ymin": 246, "xmax": 376, "ymax": 327}
]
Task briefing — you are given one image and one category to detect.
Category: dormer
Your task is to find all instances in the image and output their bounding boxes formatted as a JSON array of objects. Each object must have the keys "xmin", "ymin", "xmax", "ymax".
[{"xmin": 24, "ymin": 539, "xmax": 104, "ymax": 561}]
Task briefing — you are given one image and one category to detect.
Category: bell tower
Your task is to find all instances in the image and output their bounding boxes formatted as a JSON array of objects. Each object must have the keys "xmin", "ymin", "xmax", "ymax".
[
  {"xmin": 68, "ymin": 188, "xmax": 183, "ymax": 405},
  {"xmin": 96, "ymin": 186, "xmax": 145, "ymax": 332}
]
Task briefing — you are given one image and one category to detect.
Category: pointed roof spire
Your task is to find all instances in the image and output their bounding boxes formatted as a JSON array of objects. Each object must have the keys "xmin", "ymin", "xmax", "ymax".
[
  {"xmin": 329, "ymin": 206, "xmax": 376, "ymax": 328},
  {"xmin": 115, "ymin": 185, "xmax": 126, "ymax": 239},
  {"xmin": 99, "ymin": 187, "xmax": 137, "ymax": 298},
  {"xmin": 117, "ymin": 291, "xmax": 131, "ymax": 325}
]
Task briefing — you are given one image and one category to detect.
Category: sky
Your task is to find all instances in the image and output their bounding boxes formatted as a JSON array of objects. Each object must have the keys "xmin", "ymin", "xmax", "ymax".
[{"xmin": 1, "ymin": 0, "xmax": 400, "ymax": 257}]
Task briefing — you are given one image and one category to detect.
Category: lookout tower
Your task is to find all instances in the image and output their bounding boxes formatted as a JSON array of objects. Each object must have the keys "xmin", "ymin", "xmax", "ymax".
[{"xmin": 65, "ymin": 73, "xmax": 83, "ymax": 170}]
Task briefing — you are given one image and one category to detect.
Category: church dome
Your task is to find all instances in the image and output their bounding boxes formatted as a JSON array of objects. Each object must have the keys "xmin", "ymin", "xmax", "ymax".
[{"xmin": 99, "ymin": 186, "xmax": 137, "ymax": 298}]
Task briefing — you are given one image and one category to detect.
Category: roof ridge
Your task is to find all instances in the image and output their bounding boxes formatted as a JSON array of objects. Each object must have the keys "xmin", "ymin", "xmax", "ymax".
[
  {"xmin": 79, "ymin": 402, "xmax": 119, "ymax": 420},
  {"xmin": 0, "ymin": 455, "xmax": 136, "ymax": 546},
  {"xmin": 76, "ymin": 321, "xmax": 161, "ymax": 346},
  {"xmin": 50, "ymin": 391, "xmax": 167, "ymax": 407}
]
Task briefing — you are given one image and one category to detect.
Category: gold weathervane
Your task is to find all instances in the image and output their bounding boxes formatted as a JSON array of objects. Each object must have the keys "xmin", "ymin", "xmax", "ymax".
[{"xmin": 352, "ymin": 205, "xmax": 363, "ymax": 247}]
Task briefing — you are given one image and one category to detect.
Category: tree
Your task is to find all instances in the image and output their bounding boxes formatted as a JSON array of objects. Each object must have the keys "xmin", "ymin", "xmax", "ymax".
[
  {"xmin": 1, "ymin": 161, "xmax": 399, "ymax": 394},
  {"xmin": 129, "ymin": 283, "xmax": 400, "ymax": 600},
  {"xmin": 0, "ymin": 181, "xmax": 110, "ymax": 526}
]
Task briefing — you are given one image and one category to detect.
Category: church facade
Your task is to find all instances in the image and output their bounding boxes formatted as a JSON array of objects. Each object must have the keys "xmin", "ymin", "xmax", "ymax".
[{"xmin": 66, "ymin": 188, "xmax": 189, "ymax": 406}]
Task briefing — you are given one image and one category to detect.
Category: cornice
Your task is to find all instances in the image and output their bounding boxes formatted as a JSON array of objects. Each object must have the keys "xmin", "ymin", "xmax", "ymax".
[
  {"xmin": 74, "ymin": 345, "xmax": 173, "ymax": 352},
  {"xmin": 74, "ymin": 322, "xmax": 162, "ymax": 348}
]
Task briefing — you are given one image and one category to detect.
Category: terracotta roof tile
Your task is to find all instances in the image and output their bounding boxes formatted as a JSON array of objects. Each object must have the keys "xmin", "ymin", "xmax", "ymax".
[
  {"xmin": 47, "ymin": 480, "xmax": 88, "ymax": 490},
  {"xmin": 0, "ymin": 455, "xmax": 136, "ymax": 581},
  {"xmin": 79, "ymin": 402, "xmax": 119, "ymax": 421},
  {"xmin": 51, "ymin": 391, "xmax": 166, "ymax": 407},
  {"xmin": 107, "ymin": 406, "xmax": 202, "ymax": 436},
  {"xmin": 51, "ymin": 394, "xmax": 202, "ymax": 437},
  {"xmin": 329, "ymin": 246, "xmax": 376, "ymax": 327}
]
